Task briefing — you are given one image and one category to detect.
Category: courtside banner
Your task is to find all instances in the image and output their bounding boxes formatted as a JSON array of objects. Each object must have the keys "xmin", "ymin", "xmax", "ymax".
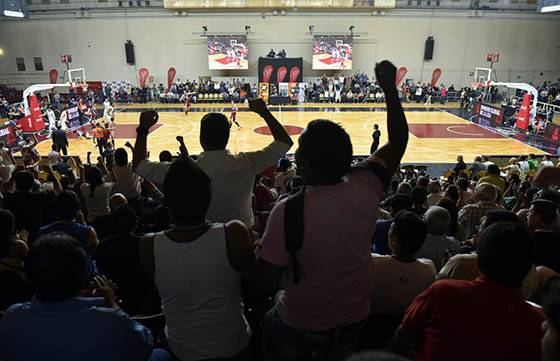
[
  {"xmin": 67, "ymin": 106, "xmax": 81, "ymax": 128},
  {"xmin": 258, "ymin": 58, "xmax": 303, "ymax": 84},
  {"xmin": 544, "ymin": 123, "xmax": 560, "ymax": 144},
  {"xmin": 207, "ymin": 35, "xmax": 248, "ymax": 70},
  {"xmin": 312, "ymin": 35, "xmax": 352, "ymax": 70},
  {"xmin": 515, "ymin": 93, "xmax": 532, "ymax": 131},
  {"xmin": 471, "ymin": 101, "xmax": 505, "ymax": 127}
]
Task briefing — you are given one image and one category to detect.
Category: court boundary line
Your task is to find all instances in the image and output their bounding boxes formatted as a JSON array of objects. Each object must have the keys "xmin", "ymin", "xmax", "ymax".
[{"xmin": 435, "ymin": 108, "xmax": 548, "ymax": 154}]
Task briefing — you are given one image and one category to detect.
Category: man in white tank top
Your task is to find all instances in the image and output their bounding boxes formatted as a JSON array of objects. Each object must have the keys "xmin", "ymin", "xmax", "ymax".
[{"xmin": 138, "ymin": 157, "xmax": 256, "ymax": 361}]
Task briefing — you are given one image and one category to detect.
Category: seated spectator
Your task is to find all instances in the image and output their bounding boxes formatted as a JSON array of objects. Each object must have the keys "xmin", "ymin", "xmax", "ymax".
[
  {"xmin": 542, "ymin": 277, "xmax": 560, "ymax": 361},
  {"xmin": 275, "ymin": 158, "xmax": 296, "ymax": 194},
  {"xmin": 469, "ymin": 156, "xmax": 485, "ymax": 178},
  {"xmin": 477, "ymin": 164, "xmax": 505, "ymax": 193},
  {"xmin": 96, "ymin": 205, "xmax": 160, "ymax": 315},
  {"xmin": 37, "ymin": 190, "xmax": 99, "ymax": 276},
  {"xmin": 393, "ymin": 221, "xmax": 545, "ymax": 361},
  {"xmin": 396, "ymin": 181, "xmax": 412, "ymax": 195},
  {"xmin": 410, "ymin": 186, "xmax": 428, "ymax": 217},
  {"xmin": 425, "ymin": 181, "xmax": 443, "ymax": 207},
  {"xmin": 436, "ymin": 197, "xmax": 465, "ymax": 242},
  {"xmin": 458, "ymin": 183, "xmax": 501, "ymax": 239},
  {"xmin": 138, "ymin": 157, "xmax": 254, "ymax": 360},
  {"xmin": 456, "ymin": 178, "xmax": 473, "ymax": 208},
  {"xmin": 371, "ymin": 211, "xmax": 434, "ymax": 316},
  {"xmin": 528, "ymin": 199, "xmax": 560, "ymax": 273},
  {"xmin": 256, "ymin": 61, "xmax": 407, "ymax": 361},
  {"xmin": 540, "ymin": 155, "xmax": 555, "ymax": 168},
  {"xmin": 253, "ymin": 175, "xmax": 275, "ymax": 212},
  {"xmin": 133, "ymin": 99, "xmax": 293, "ymax": 227},
  {"xmin": 416, "ymin": 176, "xmax": 429, "ymax": 189},
  {"xmin": 0, "ymin": 210, "xmax": 30, "ymax": 311},
  {"xmin": 417, "ymin": 206, "xmax": 460, "ymax": 270},
  {"xmin": 0, "ymin": 232, "xmax": 170, "ymax": 361},
  {"xmin": 372, "ymin": 194, "xmax": 413, "ymax": 255},
  {"xmin": 437, "ymin": 209, "xmax": 539, "ymax": 299}
]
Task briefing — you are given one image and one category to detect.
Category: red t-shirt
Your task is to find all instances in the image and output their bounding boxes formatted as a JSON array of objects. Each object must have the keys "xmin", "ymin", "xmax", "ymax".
[{"xmin": 401, "ymin": 276, "xmax": 545, "ymax": 361}]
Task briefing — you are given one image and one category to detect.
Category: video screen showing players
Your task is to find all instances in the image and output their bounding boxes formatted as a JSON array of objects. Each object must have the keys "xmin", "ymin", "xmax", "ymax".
[
  {"xmin": 312, "ymin": 35, "xmax": 353, "ymax": 70},
  {"xmin": 207, "ymin": 35, "xmax": 249, "ymax": 70}
]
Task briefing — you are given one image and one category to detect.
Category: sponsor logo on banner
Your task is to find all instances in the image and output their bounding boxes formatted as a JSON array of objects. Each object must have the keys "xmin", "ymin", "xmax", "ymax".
[
  {"xmin": 431, "ymin": 68, "xmax": 442, "ymax": 87},
  {"xmin": 396, "ymin": 67, "xmax": 408, "ymax": 86},
  {"xmin": 139, "ymin": 68, "xmax": 150, "ymax": 88},
  {"xmin": 167, "ymin": 67, "xmax": 176, "ymax": 91}
]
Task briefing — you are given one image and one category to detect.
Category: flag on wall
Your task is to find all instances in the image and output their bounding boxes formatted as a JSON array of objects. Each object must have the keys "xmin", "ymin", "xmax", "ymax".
[
  {"xmin": 167, "ymin": 67, "xmax": 176, "ymax": 91},
  {"xmin": 431, "ymin": 68, "xmax": 442, "ymax": 87},
  {"xmin": 396, "ymin": 67, "xmax": 408, "ymax": 86},
  {"xmin": 139, "ymin": 68, "xmax": 150, "ymax": 88}
]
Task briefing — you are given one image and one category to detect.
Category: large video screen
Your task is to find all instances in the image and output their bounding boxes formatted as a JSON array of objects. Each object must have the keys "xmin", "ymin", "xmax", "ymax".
[
  {"xmin": 207, "ymin": 35, "xmax": 248, "ymax": 70},
  {"xmin": 312, "ymin": 35, "xmax": 353, "ymax": 70}
]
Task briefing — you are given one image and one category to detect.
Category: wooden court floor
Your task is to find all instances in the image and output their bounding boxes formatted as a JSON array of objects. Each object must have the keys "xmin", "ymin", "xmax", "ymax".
[{"xmin": 35, "ymin": 104, "xmax": 548, "ymax": 164}]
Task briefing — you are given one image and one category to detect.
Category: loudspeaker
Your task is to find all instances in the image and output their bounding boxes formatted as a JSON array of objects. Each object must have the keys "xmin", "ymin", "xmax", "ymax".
[
  {"xmin": 125, "ymin": 40, "xmax": 135, "ymax": 65},
  {"xmin": 424, "ymin": 36, "xmax": 434, "ymax": 61}
]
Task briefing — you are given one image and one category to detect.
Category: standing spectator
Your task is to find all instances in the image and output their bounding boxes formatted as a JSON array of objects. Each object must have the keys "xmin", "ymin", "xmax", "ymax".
[
  {"xmin": 274, "ymin": 158, "xmax": 296, "ymax": 194},
  {"xmin": 111, "ymin": 147, "xmax": 141, "ymax": 208},
  {"xmin": 0, "ymin": 233, "xmax": 171, "ymax": 361},
  {"xmin": 80, "ymin": 163, "xmax": 116, "ymax": 223},
  {"xmin": 393, "ymin": 222, "xmax": 545, "ymax": 361},
  {"xmin": 439, "ymin": 85, "xmax": 447, "ymax": 105},
  {"xmin": 138, "ymin": 157, "xmax": 254, "ymax": 360},
  {"xmin": 132, "ymin": 98, "xmax": 293, "ymax": 227},
  {"xmin": 453, "ymin": 155, "xmax": 467, "ymax": 176},
  {"xmin": 256, "ymin": 61, "xmax": 408, "ymax": 361},
  {"xmin": 96, "ymin": 205, "xmax": 160, "ymax": 315}
]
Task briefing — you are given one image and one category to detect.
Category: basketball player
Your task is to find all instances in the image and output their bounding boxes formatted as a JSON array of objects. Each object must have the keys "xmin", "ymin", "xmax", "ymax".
[
  {"xmin": 103, "ymin": 99, "xmax": 115, "ymax": 124},
  {"xmin": 181, "ymin": 92, "xmax": 191, "ymax": 115},
  {"xmin": 230, "ymin": 102, "xmax": 240, "ymax": 129}
]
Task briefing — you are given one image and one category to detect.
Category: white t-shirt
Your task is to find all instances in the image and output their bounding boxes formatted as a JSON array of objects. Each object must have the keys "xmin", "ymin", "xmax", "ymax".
[
  {"xmin": 371, "ymin": 254, "xmax": 436, "ymax": 315},
  {"xmin": 416, "ymin": 234, "xmax": 461, "ymax": 271},
  {"xmin": 540, "ymin": 160, "xmax": 554, "ymax": 168},
  {"xmin": 80, "ymin": 182, "xmax": 115, "ymax": 222},
  {"xmin": 113, "ymin": 164, "xmax": 141, "ymax": 200}
]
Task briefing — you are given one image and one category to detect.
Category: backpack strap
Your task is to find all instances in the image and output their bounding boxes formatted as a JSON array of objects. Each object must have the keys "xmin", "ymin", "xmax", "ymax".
[{"xmin": 284, "ymin": 185, "xmax": 305, "ymax": 284}]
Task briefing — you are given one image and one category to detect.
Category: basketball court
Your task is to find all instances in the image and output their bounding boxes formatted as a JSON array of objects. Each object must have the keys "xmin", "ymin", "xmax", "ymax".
[{"xmin": 34, "ymin": 102, "xmax": 547, "ymax": 163}]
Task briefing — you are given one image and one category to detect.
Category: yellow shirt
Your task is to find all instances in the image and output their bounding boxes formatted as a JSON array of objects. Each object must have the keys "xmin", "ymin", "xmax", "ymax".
[{"xmin": 477, "ymin": 174, "xmax": 505, "ymax": 193}]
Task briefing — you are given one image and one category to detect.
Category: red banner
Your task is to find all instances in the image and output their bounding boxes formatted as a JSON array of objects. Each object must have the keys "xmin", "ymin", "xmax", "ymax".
[
  {"xmin": 515, "ymin": 93, "xmax": 532, "ymax": 131},
  {"xmin": 262, "ymin": 64, "xmax": 273, "ymax": 83},
  {"xmin": 289, "ymin": 66, "xmax": 301, "ymax": 83},
  {"xmin": 167, "ymin": 67, "xmax": 176, "ymax": 90},
  {"xmin": 431, "ymin": 68, "xmax": 442, "ymax": 87},
  {"xmin": 396, "ymin": 66, "xmax": 408, "ymax": 86},
  {"xmin": 49, "ymin": 69, "xmax": 58, "ymax": 84},
  {"xmin": 139, "ymin": 68, "xmax": 150, "ymax": 88},
  {"xmin": 18, "ymin": 94, "xmax": 45, "ymax": 133},
  {"xmin": 277, "ymin": 66, "xmax": 287, "ymax": 83}
]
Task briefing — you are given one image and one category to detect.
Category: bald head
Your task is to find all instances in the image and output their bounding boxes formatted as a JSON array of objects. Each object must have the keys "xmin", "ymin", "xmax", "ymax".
[
  {"xmin": 109, "ymin": 193, "xmax": 128, "ymax": 213},
  {"xmin": 475, "ymin": 183, "xmax": 497, "ymax": 203}
]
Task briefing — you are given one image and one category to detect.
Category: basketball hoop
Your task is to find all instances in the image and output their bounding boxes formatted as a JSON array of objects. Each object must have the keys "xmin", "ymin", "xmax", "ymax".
[{"xmin": 69, "ymin": 81, "xmax": 88, "ymax": 92}]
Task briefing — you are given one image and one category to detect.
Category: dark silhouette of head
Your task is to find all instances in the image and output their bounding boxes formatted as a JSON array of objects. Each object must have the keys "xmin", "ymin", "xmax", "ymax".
[
  {"xmin": 200, "ymin": 113, "xmax": 230, "ymax": 151},
  {"xmin": 159, "ymin": 150, "xmax": 173, "ymax": 162},
  {"xmin": 15, "ymin": 171, "xmax": 35, "ymax": 192},
  {"xmin": 296, "ymin": 119, "xmax": 352, "ymax": 185},
  {"xmin": 477, "ymin": 221, "xmax": 533, "ymax": 287},
  {"xmin": 0, "ymin": 210, "xmax": 15, "ymax": 258},
  {"xmin": 25, "ymin": 232, "xmax": 88, "ymax": 303},
  {"xmin": 389, "ymin": 211, "xmax": 428, "ymax": 255},
  {"xmin": 114, "ymin": 148, "xmax": 128, "ymax": 167},
  {"xmin": 164, "ymin": 157, "xmax": 211, "ymax": 227},
  {"xmin": 54, "ymin": 190, "xmax": 81, "ymax": 221}
]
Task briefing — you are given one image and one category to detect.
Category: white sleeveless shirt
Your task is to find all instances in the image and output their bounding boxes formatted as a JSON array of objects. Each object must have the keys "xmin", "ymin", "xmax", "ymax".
[{"xmin": 153, "ymin": 223, "xmax": 250, "ymax": 360}]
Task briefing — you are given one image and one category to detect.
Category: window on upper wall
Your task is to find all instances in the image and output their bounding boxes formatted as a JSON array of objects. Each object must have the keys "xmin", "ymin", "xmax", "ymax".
[
  {"xmin": 16, "ymin": 58, "xmax": 26, "ymax": 72},
  {"xmin": 34, "ymin": 57, "xmax": 44, "ymax": 71}
]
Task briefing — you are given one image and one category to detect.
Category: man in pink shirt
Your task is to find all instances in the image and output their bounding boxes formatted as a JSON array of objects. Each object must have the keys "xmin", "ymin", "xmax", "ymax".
[{"xmin": 255, "ymin": 60, "xmax": 409, "ymax": 361}]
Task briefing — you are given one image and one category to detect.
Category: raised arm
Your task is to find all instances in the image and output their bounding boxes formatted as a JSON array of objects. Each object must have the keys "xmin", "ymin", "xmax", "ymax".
[
  {"xmin": 249, "ymin": 99, "xmax": 293, "ymax": 147},
  {"xmin": 176, "ymin": 136, "xmax": 189, "ymax": 157},
  {"xmin": 371, "ymin": 61, "xmax": 409, "ymax": 175},
  {"xmin": 132, "ymin": 110, "xmax": 159, "ymax": 172}
]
